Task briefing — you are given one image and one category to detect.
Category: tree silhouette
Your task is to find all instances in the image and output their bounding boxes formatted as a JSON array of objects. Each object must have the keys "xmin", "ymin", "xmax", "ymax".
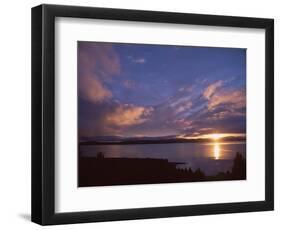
[{"xmin": 231, "ymin": 152, "xmax": 246, "ymax": 179}]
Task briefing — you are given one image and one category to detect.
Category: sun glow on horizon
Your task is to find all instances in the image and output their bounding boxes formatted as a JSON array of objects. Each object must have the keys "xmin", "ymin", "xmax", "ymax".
[
  {"xmin": 209, "ymin": 133, "xmax": 222, "ymax": 140},
  {"xmin": 177, "ymin": 133, "xmax": 245, "ymax": 140}
]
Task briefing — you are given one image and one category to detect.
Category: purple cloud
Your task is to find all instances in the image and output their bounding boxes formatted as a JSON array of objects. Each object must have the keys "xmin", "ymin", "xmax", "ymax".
[{"xmin": 78, "ymin": 42, "xmax": 121, "ymax": 103}]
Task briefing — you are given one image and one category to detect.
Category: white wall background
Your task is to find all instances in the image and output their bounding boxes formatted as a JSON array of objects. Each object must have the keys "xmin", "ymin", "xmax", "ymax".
[{"xmin": 0, "ymin": 0, "xmax": 279, "ymax": 229}]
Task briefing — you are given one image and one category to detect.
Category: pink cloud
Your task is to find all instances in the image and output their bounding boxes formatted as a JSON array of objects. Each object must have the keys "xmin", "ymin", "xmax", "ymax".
[
  {"xmin": 79, "ymin": 76, "xmax": 112, "ymax": 103},
  {"xmin": 208, "ymin": 89, "xmax": 246, "ymax": 111},
  {"xmin": 203, "ymin": 80, "xmax": 223, "ymax": 99},
  {"xmin": 78, "ymin": 42, "xmax": 121, "ymax": 103},
  {"xmin": 174, "ymin": 118, "xmax": 193, "ymax": 128},
  {"xmin": 175, "ymin": 101, "xmax": 193, "ymax": 114},
  {"xmin": 105, "ymin": 104, "xmax": 153, "ymax": 127},
  {"xmin": 203, "ymin": 81, "xmax": 246, "ymax": 113}
]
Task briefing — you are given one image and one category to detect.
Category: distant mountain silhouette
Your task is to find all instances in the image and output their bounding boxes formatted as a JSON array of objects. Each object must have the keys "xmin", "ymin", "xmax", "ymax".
[
  {"xmin": 80, "ymin": 135, "xmax": 246, "ymax": 145},
  {"xmin": 80, "ymin": 135, "xmax": 178, "ymax": 142}
]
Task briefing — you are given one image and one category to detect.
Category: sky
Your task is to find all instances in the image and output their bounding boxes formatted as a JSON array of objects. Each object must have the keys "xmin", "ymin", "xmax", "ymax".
[{"xmin": 78, "ymin": 41, "xmax": 246, "ymax": 140}]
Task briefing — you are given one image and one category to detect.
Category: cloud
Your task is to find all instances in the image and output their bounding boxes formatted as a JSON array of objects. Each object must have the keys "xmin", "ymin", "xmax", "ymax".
[
  {"xmin": 178, "ymin": 85, "xmax": 193, "ymax": 93},
  {"xmin": 134, "ymin": 58, "xmax": 146, "ymax": 64},
  {"xmin": 149, "ymin": 81, "xmax": 246, "ymax": 136},
  {"xmin": 207, "ymin": 89, "xmax": 246, "ymax": 111},
  {"xmin": 79, "ymin": 78, "xmax": 246, "ymax": 138},
  {"xmin": 123, "ymin": 79, "xmax": 135, "ymax": 89},
  {"xmin": 79, "ymin": 76, "xmax": 112, "ymax": 103},
  {"xmin": 175, "ymin": 101, "xmax": 193, "ymax": 114},
  {"xmin": 173, "ymin": 118, "xmax": 193, "ymax": 128},
  {"xmin": 105, "ymin": 104, "xmax": 153, "ymax": 127},
  {"xmin": 79, "ymin": 100, "xmax": 153, "ymax": 137},
  {"xmin": 202, "ymin": 80, "xmax": 245, "ymax": 112},
  {"xmin": 203, "ymin": 80, "xmax": 223, "ymax": 99},
  {"xmin": 78, "ymin": 42, "xmax": 120, "ymax": 103},
  {"xmin": 128, "ymin": 56, "xmax": 146, "ymax": 64}
]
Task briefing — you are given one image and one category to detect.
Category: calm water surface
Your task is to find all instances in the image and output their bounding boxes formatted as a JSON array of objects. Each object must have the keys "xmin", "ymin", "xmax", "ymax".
[{"xmin": 80, "ymin": 142, "xmax": 246, "ymax": 176}]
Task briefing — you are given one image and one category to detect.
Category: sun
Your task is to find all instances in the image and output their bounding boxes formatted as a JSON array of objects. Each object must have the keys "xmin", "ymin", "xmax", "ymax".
[{"xmin": 210, "ymin": 133, "xmax": 222, "ymax": 140}]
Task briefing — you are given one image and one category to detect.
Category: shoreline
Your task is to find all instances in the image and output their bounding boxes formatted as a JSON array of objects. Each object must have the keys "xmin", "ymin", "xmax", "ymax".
[{"xmin": 78, "ymin": 153, "xmax": 246, "ymax": 187}]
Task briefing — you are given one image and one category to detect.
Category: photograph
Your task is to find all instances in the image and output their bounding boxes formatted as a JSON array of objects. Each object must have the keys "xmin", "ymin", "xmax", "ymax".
[{"xmin": 78, "ymin": 41, "xmax": 247, "ymax": 187}]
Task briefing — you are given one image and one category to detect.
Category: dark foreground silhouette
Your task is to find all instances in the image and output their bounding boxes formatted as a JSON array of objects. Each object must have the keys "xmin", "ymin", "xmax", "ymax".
[{"xmin": 78, "ymin": 152, "xmax": 246, "ymax": 187}]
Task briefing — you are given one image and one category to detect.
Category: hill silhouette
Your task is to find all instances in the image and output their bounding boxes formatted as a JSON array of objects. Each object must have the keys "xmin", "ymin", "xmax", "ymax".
[{"xmin": 79, "ymin": 152, "xmax": 246, "ymax": 187}]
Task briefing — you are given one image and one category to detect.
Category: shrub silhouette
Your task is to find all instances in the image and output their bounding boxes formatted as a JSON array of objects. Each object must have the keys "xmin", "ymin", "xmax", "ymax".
[{"xmin": 96, "ymin": 152, "xmax": 105, "ymax": 159}]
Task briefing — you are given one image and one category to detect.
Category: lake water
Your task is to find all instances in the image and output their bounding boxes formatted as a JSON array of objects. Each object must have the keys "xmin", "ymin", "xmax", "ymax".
[{"xmin": 80, "ymin": 142, "xmax": 246, "ymax": 176}]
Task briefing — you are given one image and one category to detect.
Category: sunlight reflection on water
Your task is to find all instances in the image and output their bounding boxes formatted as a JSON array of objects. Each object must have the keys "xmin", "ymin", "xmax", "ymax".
[{"xmin": 214, "ymin": 143, "xmax": 220, "ymax": 160}]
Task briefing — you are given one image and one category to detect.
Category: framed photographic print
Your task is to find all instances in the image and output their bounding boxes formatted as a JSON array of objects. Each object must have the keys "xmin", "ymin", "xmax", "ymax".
[{"xmin": 31, "ymin": 4, "xmax": 274, "ymax": 225}]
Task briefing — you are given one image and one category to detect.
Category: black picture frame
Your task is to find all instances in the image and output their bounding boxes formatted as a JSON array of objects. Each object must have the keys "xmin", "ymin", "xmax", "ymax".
[{"xmin": 31, "ymin": 4, "xmax": 274, "ymax": 225}]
